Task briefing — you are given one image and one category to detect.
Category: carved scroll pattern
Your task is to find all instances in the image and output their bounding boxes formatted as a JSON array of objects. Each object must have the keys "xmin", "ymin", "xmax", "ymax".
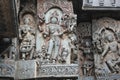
[
  {"xmin": 0, "ymin": 60, "xmax": 15, "ymax": 77},
  {"xmin": 38, "ymin": 64, "xmax": 78, "ymax": 77}
]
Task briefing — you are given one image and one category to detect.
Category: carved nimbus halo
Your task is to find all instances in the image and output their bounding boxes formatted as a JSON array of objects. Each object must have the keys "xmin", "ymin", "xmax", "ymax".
[
  {"xmin": 44, "ymin": 7, "xmax": 63, "ymax": 24},
  {"xmin": 19, "ymin": 13, "xmax": 35, "ymax": 27},
  {"xmin": 19, "ymin": 4, "xmax": 36, "ymax": 26},
  {"xmin": 96, "ymin": 17, "xmax": 117, "ymax": 32},
  {"xmin": 93, "ymin": 17, "xmax": 118, "ymax": 41}
]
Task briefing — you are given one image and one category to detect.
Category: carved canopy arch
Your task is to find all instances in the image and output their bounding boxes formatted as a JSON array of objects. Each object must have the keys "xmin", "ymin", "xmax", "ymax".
[
  {"xmin": 96, "ymin": 17, "xmax": 117, "ymax": 32},
  {"xmin": 93, "ymin": 17, "xmax": 118, "ymax": 43},
  {"xmin": 44, "ymin": 7, "xmax": 63, "ymax": 24},
  {"xmin": 19, "ymin": 2, "xmax": 36, "ymax": 25},
  {"xmin": 19, "ymin": 12, "xmax": 36, "ymax": 25},
  {"xmin": 21, "ymin": 13, "xmax": 35, "ymax": 27}
]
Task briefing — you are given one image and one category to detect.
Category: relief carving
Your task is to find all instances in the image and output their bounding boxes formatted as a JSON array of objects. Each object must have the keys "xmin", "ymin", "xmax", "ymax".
[
  {"xmin": 36, "ymin": 8, "xmax": 77, "ymax": 64},
  {"xmin": 77, "ymin": 23, "xmax": 94, "ymax": 77},
  {"xmin": 0, "ymin": 38, "xmax": 17, "ymax": 60},
  {"xmin": 37, "ymin": 64, "xmax": 78, "ymax": 77},
  {"xmin": 93, "ymin": 17, "xmax": 120, "ymax": 79},
  {"xmin": 83, "ymin": 0, "xmax": 118, "ymax": 7},
  {"xmin": 0, "ymin": 64, "xmax": 14, "ymax": 76},
  {"xmin": 0, "ymin": 0, "xmax": 79, "ymax": 79},
  {"xmin": 37, "ymin": 0, "xmax": 73, "ymax": 18},
  {"xmin": 0, "ymin": 60, "xmax": 15, "ymax": 77},
  {"xmin": 19, "ymin": 14, "xmax": 35, "ymax": 60}
]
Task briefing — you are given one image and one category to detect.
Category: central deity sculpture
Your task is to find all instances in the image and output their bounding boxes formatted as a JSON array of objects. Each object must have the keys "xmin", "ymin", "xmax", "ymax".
[
  {"xmin": 37, "ymin": 9, "xmax": 77, "ymax": 64},
  {"xmin": 46, "ymin": 16, "xmax": 63, "ymax": 63}
]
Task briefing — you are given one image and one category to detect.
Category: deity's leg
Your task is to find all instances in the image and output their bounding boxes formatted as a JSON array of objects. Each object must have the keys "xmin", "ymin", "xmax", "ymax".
[
  {"xmin": 66, "ymin": 50, "xmax": 71, "ymax": 64},
  {"xmin": 47, "ymin": 39, "xmax": 54, "ymax": 59},
  {"xmin": 22, "ymin": 53, "xmax": 26, "ymax": 60},
  {"xmin": 53, "ymin": 40, "xmax": 60, "ymax": 61}
]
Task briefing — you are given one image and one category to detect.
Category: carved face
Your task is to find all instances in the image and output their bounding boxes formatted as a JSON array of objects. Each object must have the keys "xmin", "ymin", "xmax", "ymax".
[
  {"xmin": 85, "ymin": 41, "xmax": 90, "ymax": 47},
  {"xmin": 23, "ymin": 14, "xmax": 33, "ymax": 25},
  {"xmin": 50, "ymin": 17, "xmax": 58, "ymax": 24},
  {"xmin": 23, "ymin": 17, "xmax": 31, "ymax": 25},
  {"xmin": 22, "ymin": 27, "xmax": 30, "ymax": 34},
  {"xmin": 106, "ymin": 34, "xmax": 114, "ymax": 42}
]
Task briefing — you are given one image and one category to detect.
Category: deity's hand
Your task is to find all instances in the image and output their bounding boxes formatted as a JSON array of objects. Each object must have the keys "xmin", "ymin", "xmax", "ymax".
[
  {"xmin": 100, "ymin": 56, "xmax": 104, "ymax": 64},
  {"xmin": 19, "ymin": 34, "xmax": 22, "ymax": 40},
  {"xmin": 101, "ymin": 56, "xmax": 104, "ymax": 60}
]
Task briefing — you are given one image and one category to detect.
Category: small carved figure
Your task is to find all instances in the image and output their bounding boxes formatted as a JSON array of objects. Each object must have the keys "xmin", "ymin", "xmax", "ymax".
[
  {"xmin": 60, "ymin": 33, "xmax": 71, "ymax": 64},
  {"xmin": 80, "ymin": 38, "xmax": 94, "ymax": 76},
  {"xmin": 19, "ymin": 14, "xmax": 35, "ymax": 60}
]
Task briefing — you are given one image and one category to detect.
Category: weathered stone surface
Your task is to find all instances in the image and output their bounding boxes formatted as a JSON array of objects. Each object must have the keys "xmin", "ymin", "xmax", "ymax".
[
  {"xmin": 82, "ymin": 0, "xmax": 120, "ymax": 10},
  {"xmin": 0, "ymin": 60, "xmax": 15, "ymax": 78},
  {"xmin": 37, "ymin": 64, "xmax": 78, "ymax": 78},
  {"xmin": 15, "ymin": 60, "xmax": 37, "ymax": 79},
  {"xmin": 92, "ymin": 17, "xmax": 120, "ymax": 79}
]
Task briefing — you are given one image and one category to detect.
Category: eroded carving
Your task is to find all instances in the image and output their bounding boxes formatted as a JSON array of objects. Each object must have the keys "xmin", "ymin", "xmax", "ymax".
[
  {"xmin": 93, "ymin": 17, "xmax": 120, "ymax": 79},
  {"xmin": 37, "ymin": 64, "xmax": 78, "ymax": 77},
  {"xmin": 36, "ymin": 7, "xmax": 77, "ymax": 64},
  {"xmin": 37, "ymin": 0, "xmax": 73, "ymax": 18},
  {"xmin": 83, "ymin": 0, "xmax": 119, "ymax": 7},
  {"xmin": 19, "ymin": 14, "xmax": 35, "ymax": 60},
  {"xmin": 0, "ymin": 60, "xmax": 15, "ymax": 77},
  {"xmin": 77, "ymin": 23, "xmax": 94, "ymax": 77}
]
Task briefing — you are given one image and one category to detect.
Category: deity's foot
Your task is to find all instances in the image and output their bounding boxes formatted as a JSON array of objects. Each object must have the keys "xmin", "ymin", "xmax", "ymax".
[{"xmin": 52, "ymin": 59, "xmax": 56, "ymax": 64}]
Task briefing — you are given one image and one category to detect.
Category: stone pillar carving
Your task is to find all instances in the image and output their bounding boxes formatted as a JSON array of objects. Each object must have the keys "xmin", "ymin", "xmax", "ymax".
[{"xmin": 77, "ymin": 22, "xmax": 94, "ymax": 79}]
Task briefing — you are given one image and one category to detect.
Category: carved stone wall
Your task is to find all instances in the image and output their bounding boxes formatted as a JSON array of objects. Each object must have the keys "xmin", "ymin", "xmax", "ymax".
[
  {"xmin": 83, "ymin": 0, "xmax": 120, "ymax": 8},
  {"xmin": 93, "ymin": 17, "xmax": 120, "ymax": 80},
  {"xmin": 0, "ymin": 0, "xmax": 78, "ymax": 79},
  {"xmin": 3, "ymin": 0, "xmax": 120, "ymax": 80}
]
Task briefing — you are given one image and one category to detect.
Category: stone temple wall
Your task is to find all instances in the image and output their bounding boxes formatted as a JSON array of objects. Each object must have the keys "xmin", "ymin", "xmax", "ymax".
[{"xmin": 0, "ymin": 0, "xmax": 120, "ymax": 80}]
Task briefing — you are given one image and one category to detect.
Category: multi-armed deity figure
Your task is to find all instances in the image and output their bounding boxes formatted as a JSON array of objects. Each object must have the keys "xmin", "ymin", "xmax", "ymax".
[{"xmin": 19, "ymin": 14, "xmax": 35, "ymax": 60}]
